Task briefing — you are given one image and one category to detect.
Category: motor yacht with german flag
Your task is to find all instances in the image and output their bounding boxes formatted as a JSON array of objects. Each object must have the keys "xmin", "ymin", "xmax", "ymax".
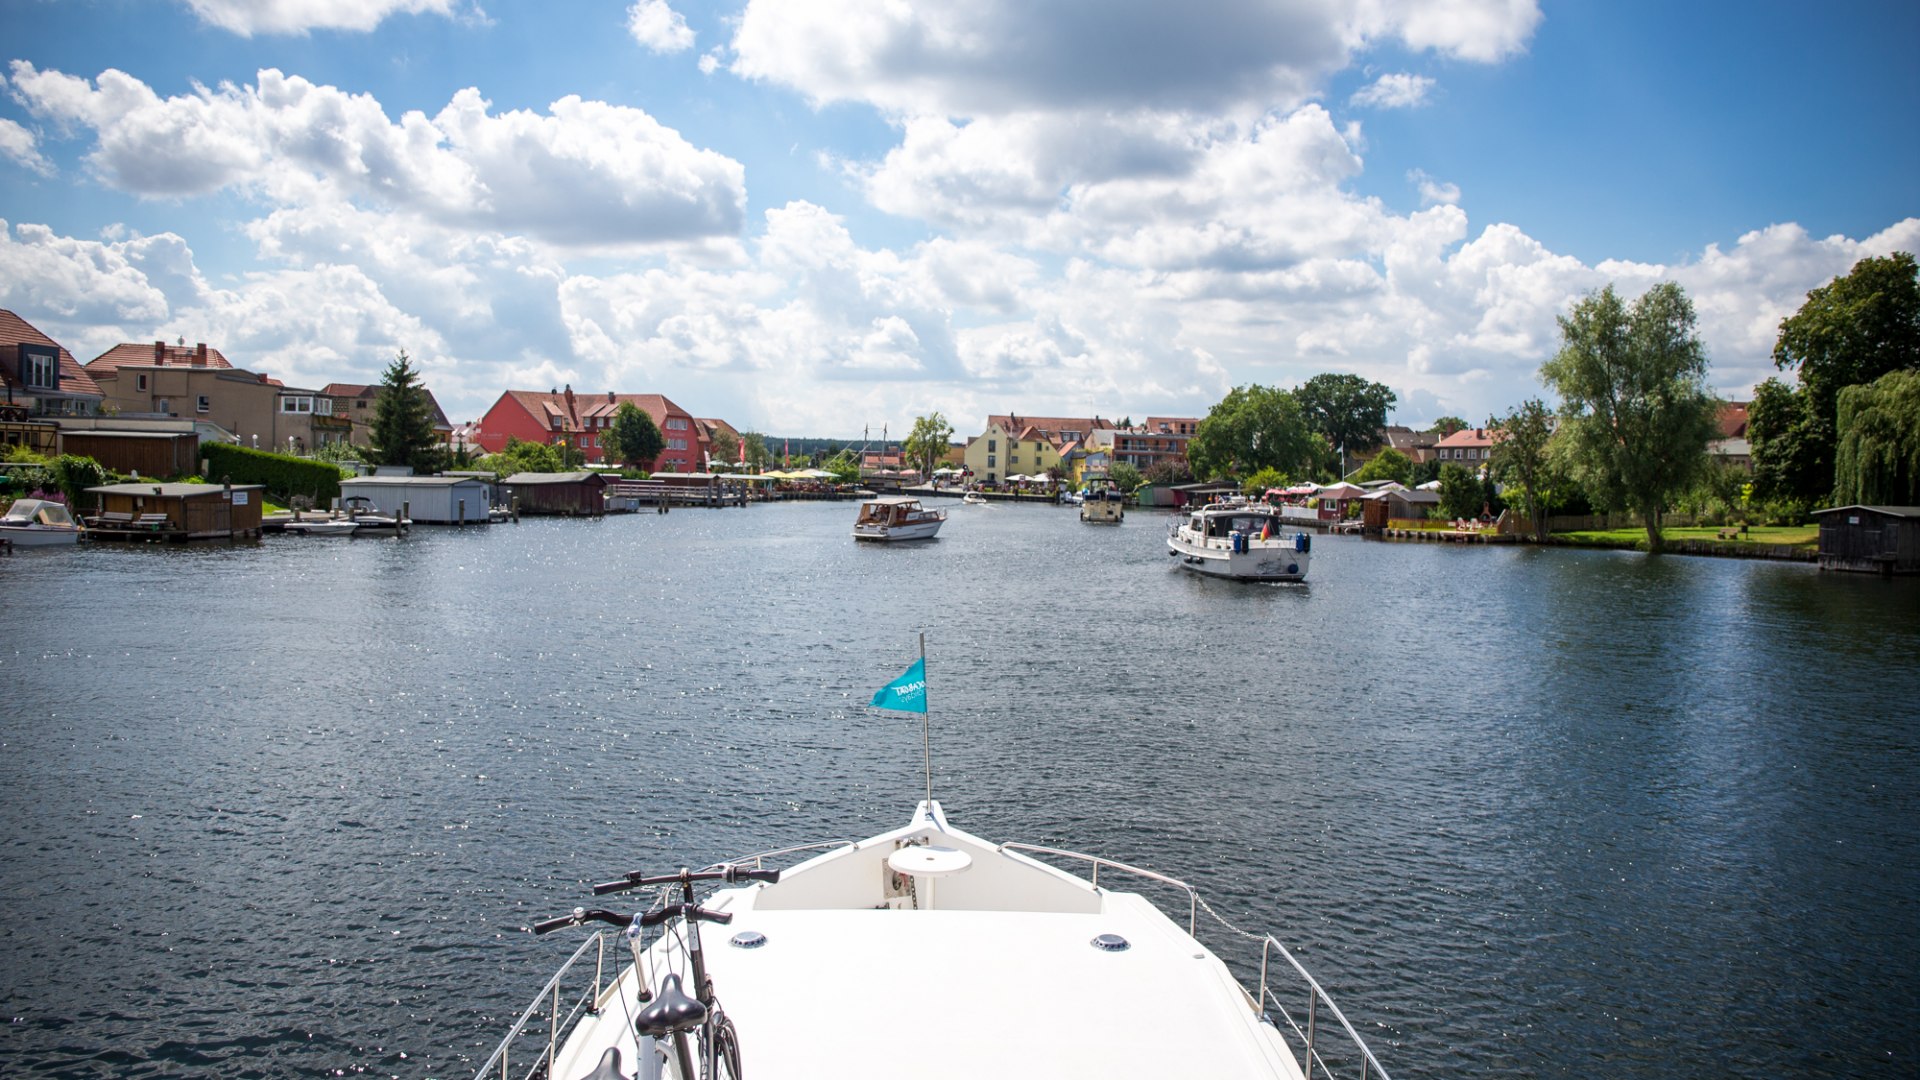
[
  {"xmin": 475, "ymin": 648, "xmax": 1388, "ymax": 1080},
  {"xmin": 1167, "ymin": 498, "xmax": 1313, "ymax": 582}
]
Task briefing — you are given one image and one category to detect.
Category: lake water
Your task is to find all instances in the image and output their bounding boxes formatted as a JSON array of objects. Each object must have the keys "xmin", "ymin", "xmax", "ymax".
[{"xmin": 2, "ymin": 499, "xmax": 1916, "ymax": 1078}]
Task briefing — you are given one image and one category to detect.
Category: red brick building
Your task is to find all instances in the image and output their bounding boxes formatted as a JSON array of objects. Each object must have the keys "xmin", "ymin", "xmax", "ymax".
[{"xmin": 474, "ymin": 385, "xmax": 708, "ymax": 471}]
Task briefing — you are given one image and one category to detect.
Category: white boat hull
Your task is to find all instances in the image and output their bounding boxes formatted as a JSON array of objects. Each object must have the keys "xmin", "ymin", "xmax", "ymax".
[
  {"xmin": 1167, "ymin": 530, "xmax": 1310, "ymax": 581},
  {"xmin": 0, "ymin": 524, "xmax": 81, "ymax": 547},
  {"xmin": 852, "ymin": 518, "xmax": 944, "ymax": 541}
]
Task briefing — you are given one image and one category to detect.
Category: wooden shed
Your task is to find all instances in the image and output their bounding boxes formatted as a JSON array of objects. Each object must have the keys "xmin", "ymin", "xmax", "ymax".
[
  {"xmin": 84, "ymin": 482, "xmax": 265, "ymax": 541},
  {"xmin": 61, "ymin": 430, "xmax": 200, "ymax": 478},
  {"xmin": 501, "ymin": 471, "xmax": 608, "ymax": 516},
  {"xmin": 1812, "ymin": 505, "xmax": 1920, "ymax": 575}
]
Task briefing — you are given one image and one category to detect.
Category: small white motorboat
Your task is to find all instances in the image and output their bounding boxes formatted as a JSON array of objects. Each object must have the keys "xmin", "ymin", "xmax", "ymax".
[
  {"xmin": 853, "ymin": 496, "xmax": 946, "ymax": 541},
  {"xmin": 1167, "ymin": 499, "xmax": 1312, "ymax": 581},
  {"xmin": 961, "ymin": 491, "xmax": 986, "ymax": 506},
  {"xmin": 0, "ymin": 498, "xmax": 82, "ymax": 546},
  {"xmin": 476, "ymin": 800, "xmax": 1393, "ymax": 1080},
  {"xmin": 284, "ymin": 517, "xmax": 361, "ymax": 537}
]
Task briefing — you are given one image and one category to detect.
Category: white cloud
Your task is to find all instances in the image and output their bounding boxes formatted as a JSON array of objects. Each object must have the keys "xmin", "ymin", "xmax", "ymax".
[
  {"xmin": 627, "ymin": 0, "xmax": 695, "ymax": 54},
  {"xmin": 0, "ymin": 118, "xmax": 54, "ymax": 176},
  {"xmin": 8, "ymin": 63, "xmax": 746, "ymax": 251},
  {"xmin": 181, "ymin": 0, "xmax": 466, "ymax": 36},
  {"xmin": 1352, "ymin": 72, "xmax": 1435, "ymax": 109},
  {"xmin": 732, "ymin": 0, "xmax": 1538, "ymax": 118},
  {"xmin": 1408, "ymin": 168, "xmax": 1460, "ymax": 206}
]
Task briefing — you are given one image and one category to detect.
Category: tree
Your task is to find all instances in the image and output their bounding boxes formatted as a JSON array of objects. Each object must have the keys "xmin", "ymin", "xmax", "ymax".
[
  {"xmin": 1490, "ymin": 398, "xmax": 1556, "ymax": 540},
  {"xmin": 1109, "ymin": 461, "xmax": 1144, "ymax": 492},
  {"xmin": 1297, "ymin": 373, "xmax": 1396, "ymax": 476},
  {"xmin": 1541, "ymin": 283, "xmax": 1720, "ymax": 553},
  {"xmin": 1436, "ymin": 463, "xmax": 1489, "ymax": 521},
  {"xmin": 1241, "ymin": 466, "xmax": 1290, "ymax": 498},
  {"xmin": 1429, "ymin": 416, "xmax": 1468, "ymax": 437},
  {"xmin": 605, "ymin": 402, "xmax": 665, "ymax": 470},
  {"xmin": 903, "ymin": 412, "xmax": 954, "ymax": 478},
  {"xmin": 710, "ymin": 428, "xmax": 741, "ymax": 469},
  {"xmin": 1352, "ymin": 447, "xmax": 1413, "ymax": 486},
  {"xmin": 367, "ymin": 350, "xmax": 442, "ymax": 471},
  {"xmin": 1187, "ymin": 385, "xmax": 1317, "ymax": 481},
  {"xmin": 1755, "ymin": 252, "xmax": 1920, "ymax": 503},
  {"xmin": 742, "ymin": 432, "xmax": 771, "ymax": 470},
  {"xmin": 1142, "ymin": 458, "xmax": 1192, "ymax": 487},
  {"xmin": 480, "ymin": 435, "xmax": 563, "ymax": 475},
  {"xmin": 1833, "ymin": 368, "xmax": 1920, "ymax": 505},
  {"xmin": 823, "ymin": 448, "xmax": 860, "ymax": 484}
]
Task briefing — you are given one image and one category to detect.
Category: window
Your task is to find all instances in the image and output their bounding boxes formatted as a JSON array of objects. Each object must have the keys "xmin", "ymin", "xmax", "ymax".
[
  {"xmin": 988, "ymin": 439, "xmax": 996, "ymax": 452},
  {"xmin": 136, "ymin": 374, "xmax": 149, "ymax": 392},
  {"xmin": 355, "ymin": 399, "xmax": 367, "ymax": 409},
  {"xmin": 197, "ymin": 395, "xmax": 210, "ymax": 413},
  {"xmin": 315, "ymin": 399, "xmax": 333, "ymax": 416},
  {"xmin": 281, "ymin": 396, "xmax": 313, "ymax": 414},
  {"xmin": 21, "ymin": 346, "xmax": 58, "ymax": 390},
  {"xmin": 157, "ymin": 398, "xmax": 170, "ymax": 414},
  {"xmin": 987, "ymin": 454, "xmax": 996, "ymax": 467},
  {"xmin": 666, "ymin": 418, "xmax": 688, "ymax": 431}
]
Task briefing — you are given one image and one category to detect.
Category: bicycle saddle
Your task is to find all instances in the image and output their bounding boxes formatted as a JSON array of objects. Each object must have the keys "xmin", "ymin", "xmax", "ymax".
[
  {"xmin": 577, "ymin": 1046, "xmax": 631, "ymax": 1080},
  {"xmin": 634, "ymin": 973, "xmax": 707, "ymax": 1038}
]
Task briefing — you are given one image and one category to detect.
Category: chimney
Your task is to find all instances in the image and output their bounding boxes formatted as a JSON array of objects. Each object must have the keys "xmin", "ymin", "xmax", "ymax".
[
  {"xmin": 607, "ymin": 390, "xmax": 615, "ymax": 402},
  {"xmin": 154, "ymin": 341, "xmax": 166, "ymax": 365},
  {"xmin": 194, "ymin": 343, "xmax": 208, "ymax": 366},
  {"xmin": 564, "ymin": 384, "xmax": 576, "ymax": 424}
]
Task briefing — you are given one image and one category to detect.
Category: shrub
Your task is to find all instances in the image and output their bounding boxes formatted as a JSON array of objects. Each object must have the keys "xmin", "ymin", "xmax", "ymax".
[{"xmin": 200, "ymin": 442, "xmax": 346, "ymax": 504}]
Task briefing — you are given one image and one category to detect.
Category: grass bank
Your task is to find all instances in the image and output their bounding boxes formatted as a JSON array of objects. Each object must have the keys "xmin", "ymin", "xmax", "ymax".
[{"xmin": 1551, "ymin": 525, "xmax": 1817, "ymax": 559}]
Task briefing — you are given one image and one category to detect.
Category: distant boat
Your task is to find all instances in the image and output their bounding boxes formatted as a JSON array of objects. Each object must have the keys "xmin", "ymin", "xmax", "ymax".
[
  {"xmin": 284, "ymin": 518, "xmax": 361, "ymax": 538},
  {"xmin": 853, "ymin": 496, "xmax": 946, "ymax": 541},
  {"xmin": 0, "ymin": 499, "xmax": 82, "ymax": 547},
  {"xmin": 1167, "ymin": 499, "xmax": 1311, "ymax": 581},
  {"xmin": 1079, "ymin": 479, "xmax": 1125, "ymax": 524},
  {"xmin": 961, "ymin": 491, "xmax": 987, "ymax": 505}
]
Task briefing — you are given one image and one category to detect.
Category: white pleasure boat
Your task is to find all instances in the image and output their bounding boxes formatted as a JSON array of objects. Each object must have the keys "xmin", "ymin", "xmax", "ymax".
[
  {"xmin": 477, "ymin": 800, "xmax": 1392, "ymax": 1080},
  {"xmin": 852, "ymin": 496, "xmax": 946, "ymax": 541},
  {"xmin": 1079, "ymin": 480, "xmax": 1125, "ymax": 524},
  {"xmin": 1167, "ymin": 500, "xmax": 1312, "ymax": 581},
  {"xmin": 0, "ymin": 498, "xmax": 82, "ymax": 546}
]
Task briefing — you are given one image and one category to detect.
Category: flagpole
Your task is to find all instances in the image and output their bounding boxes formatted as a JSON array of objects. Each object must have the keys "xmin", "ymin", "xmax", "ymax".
[{"xmin": 919, "ymin": 631, "xmax": 932, "ymax": 808}]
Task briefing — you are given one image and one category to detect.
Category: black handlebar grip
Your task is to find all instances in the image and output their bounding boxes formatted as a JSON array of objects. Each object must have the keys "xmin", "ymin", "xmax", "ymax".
[
  {"xmin": 638, "ymin": 906, "xmax": 676, "ymax": 928},
  {"xmin": 531, "ymin": 915, "xmax": 577, "ymax": 935},
  {"xmin": 592, "ymin": 878, "xmax": 641, "ymax": 896},
  {"xmin": 687, "ymin": 907, "xmax": 734, "ymax": 926},
  {"xmin": 728, "ymin": 867, "xmax": 782, "ymax": 884}
]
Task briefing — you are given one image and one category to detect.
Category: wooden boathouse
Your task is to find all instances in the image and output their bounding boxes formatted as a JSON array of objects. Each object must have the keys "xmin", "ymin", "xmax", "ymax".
[
  {"xmin": 500, "ymin": 471, "xmax": 607, "ymax": 516},
  {"xmin": 1811, "ymin": 505, "xmax": 1920, "ymax": 575},
  {"xmin": 84, "ymin": 482, "xmax": 265, "ymax": 541}
]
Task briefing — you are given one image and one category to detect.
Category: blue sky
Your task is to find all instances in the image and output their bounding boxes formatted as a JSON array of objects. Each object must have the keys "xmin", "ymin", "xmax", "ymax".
[{"xmin": 2, "ymin": 0, "xmax": 1915, "ymax": 437}]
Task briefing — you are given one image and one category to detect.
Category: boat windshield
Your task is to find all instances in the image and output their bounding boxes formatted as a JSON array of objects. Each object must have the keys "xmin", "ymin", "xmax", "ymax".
[{"xmin": 3, "ymin": 500, "xmax": 74, "ymax": 527}]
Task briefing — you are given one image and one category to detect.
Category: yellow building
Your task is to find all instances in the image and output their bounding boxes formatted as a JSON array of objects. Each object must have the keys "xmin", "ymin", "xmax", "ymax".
[{"xmin": 963, "ymin": 420, "xmax": 1072, "ymax": 484}]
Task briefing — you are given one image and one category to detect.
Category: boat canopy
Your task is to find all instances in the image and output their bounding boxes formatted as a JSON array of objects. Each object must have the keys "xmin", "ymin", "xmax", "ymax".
[{"xmin": 2, "ymin": 499, "xmax": 75, "ymax": 527}]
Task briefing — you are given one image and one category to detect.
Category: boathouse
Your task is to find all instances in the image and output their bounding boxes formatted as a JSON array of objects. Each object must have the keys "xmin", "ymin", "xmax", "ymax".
[
  {"xmin": 84, "ymin": 481, "xmax": 265, "ymax": 540},
  {"xmin": 501, "ymin": 471, "xmax": 607, "ymax": 516},
  {"xmin": 339, "ymin": 475, "xmax": 493, "ymax": 524},
  {"xmin": 1811, "ymin": 505, "xmax": 1920, "ymax": 575},
  {"xmin": 59, "ymin": 430, "xmax": 201, "ymax": 478}
]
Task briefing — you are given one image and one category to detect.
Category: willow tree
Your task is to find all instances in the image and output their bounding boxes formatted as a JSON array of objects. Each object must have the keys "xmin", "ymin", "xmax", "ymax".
[
  {"xmin": 1833, "ymin": 369, "xmax": 1920, "ymax": 505},
  {"xmin": 1541, "ymin": 283, "xmax": 1719, "ymax": 553}
]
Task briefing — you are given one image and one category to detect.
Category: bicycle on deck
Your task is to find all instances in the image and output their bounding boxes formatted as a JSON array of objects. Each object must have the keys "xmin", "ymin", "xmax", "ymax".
[{"xmin": 534, "ymin": 863, "xmax": 780, "ymax": 1080}]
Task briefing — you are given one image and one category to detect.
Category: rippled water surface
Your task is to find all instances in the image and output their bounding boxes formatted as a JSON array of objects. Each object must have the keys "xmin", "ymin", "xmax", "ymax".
[{"xmin": 2, "ymin": 499, "xmax": 1916, "ymax": 1078}]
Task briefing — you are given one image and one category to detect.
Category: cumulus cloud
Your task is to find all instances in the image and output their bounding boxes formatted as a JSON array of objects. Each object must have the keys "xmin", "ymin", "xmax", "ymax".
[
  {"xmin": 732, "ymin": 0, "xmax": 1539, "ymax": 117},
  {"xmin": 7, "ymin": 63, "xmax": 746, "ymax": 250},
  {"xmin": 181, "ymin": 0, "xmax": 466, "ymax": 36},
  {"xmin": 1408, "ymin": 168, "xmax": 1460, "ymax": 206},
  {"xmin": 1352, "ymin": 72, "xmax": 1436, "ymax": 109},
  {"xmin": 0, "ymin": 118, "xmax": 54, "ymax": 176},
  {"xmin": 627, "ymin": 0, "xmax": 695, "ymax": 53}
]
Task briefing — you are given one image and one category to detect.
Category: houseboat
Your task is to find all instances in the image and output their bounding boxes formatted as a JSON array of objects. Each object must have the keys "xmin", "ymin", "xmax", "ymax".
[
  {"xmin": 853, "ymin": 496, "xmax": 946, "ymax": 542},
  {"xmin": 1167, "ymin": 500, "xmax": 1312, "ymax": 581}
]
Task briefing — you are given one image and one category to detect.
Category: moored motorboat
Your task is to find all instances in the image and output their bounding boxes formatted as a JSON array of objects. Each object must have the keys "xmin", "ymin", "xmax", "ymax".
[
  {"xmin": 1079, "ymin": 480, "xmax": 1125, "ymax": 524},
  {"xmin": 283, "ymin": 517, "xmax": 361, "ymax": 537},
  {"xmin": 1167, "ymin": 499, "xmax": 1311, "ymax": 581},
  {"xmin": 852, "ymin": 496, "xmax": 946, "ymax": 541},
  {"xmin": 477, "ymin": 800, "xmax": 1392, "ymax": 1080},
  {"xmin": 0, "ymin": 498, "xmax": 82, "ymax": 546}
]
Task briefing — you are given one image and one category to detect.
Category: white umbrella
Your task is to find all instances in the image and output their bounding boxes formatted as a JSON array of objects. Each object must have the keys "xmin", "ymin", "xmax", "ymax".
[{"xmin": 1416, "ymin": 480, "xmax": 1442, "ymax": 491}]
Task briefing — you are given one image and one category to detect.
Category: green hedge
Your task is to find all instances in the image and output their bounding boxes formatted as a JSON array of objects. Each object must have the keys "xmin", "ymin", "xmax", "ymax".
[{"xmin": 200, "ymin": 443, "xmax": 346, "ymax": 504}]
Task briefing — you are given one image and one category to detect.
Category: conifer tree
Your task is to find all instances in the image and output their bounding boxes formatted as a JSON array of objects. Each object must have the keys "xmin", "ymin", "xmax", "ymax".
[{"xmin": 367, "ymin": 350, "xmax": 441, "ymax": 471}]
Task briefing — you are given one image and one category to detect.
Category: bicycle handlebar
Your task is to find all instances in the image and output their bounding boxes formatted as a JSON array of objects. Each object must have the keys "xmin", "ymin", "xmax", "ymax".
[
  {"xmin": 592, "ymin": 864, "xmax": 782, "ymax": 896},
  {"xmin": 639, "ymin": 902, "xmax": 734, "ymax": 928},
  {"xmin": 531, "ymin": 908, "xmax": 637, "ymax": 935}
]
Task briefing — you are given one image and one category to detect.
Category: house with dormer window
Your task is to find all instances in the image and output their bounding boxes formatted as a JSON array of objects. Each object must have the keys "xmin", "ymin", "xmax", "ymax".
[{"xmin": 473, "ymin": 385, "xmax": 712, "ymax": 472}]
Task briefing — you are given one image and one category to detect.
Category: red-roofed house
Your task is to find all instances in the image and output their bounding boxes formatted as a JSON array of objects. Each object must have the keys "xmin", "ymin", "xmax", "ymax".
[
  {"xmin": 1434, "ymin": 427, "xmax": 1498, "ymax": 467},
  {"xmin": 1711, "ymin": 401, "xmax": 1751, "ymax": 471},
  {"xmin": 0, "ymin": 309, "xmax": 104, "ymax": 420},
  {"xmin": 85, "ymin": 341, "xmax": 351, "ymax": 453},
  {"xmin": 320, "ymin": 382, "xmax": 455, "ymax": 447},
  {"xmin": 474, "ymin": 385, "xmax": 707, "ymax": 471}
]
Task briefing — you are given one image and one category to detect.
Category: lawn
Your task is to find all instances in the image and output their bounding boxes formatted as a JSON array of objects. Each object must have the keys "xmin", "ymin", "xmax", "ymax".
[{"xmin": 1554, "ymin": 525, "xmax": 1817, "ymax": 550}]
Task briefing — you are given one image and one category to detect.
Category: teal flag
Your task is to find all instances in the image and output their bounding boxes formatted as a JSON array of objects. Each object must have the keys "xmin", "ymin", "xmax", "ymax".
[{"xmin": 870, "ymin": 657, "xmax": 928, "ymax": 713}]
